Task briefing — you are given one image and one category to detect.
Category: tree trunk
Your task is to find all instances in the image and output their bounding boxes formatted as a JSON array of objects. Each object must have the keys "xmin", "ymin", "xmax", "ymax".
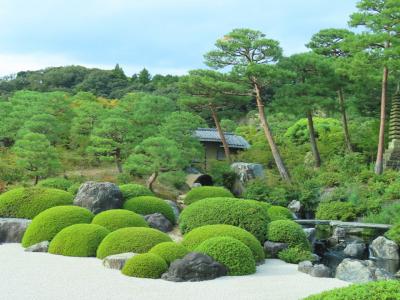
[
  {"xmin": 337, "ymin": 88, "xmax": 353, "ymax": 152},
  {"xmin": 34, "ymin": 175, "xmax": 39, "ymax": 185},
  {"xmin": 375, "ymin": 66, "xmax": 389, "ymax": 175},
  {"xmin": 147, "ymin": 172, "xmax": 158, "ymax": 192},
  {"xmin": 210, "ymin": 105, "xmax": 231, "ymax": 162},
  {"xmin": 253, "ymin": 82, "xmax": 291, "ymax": 182},
  {"xmin": 306, "ymin": 110, "xmax": 322, "ymax": 168},
  {"xmin": 115, "ymin": 148, "xmax": 123, "ymax": 173}
]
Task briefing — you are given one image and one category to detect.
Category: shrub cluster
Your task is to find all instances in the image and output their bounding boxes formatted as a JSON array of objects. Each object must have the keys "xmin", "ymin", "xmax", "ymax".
[
  {"xmin": 385, "ymin": 223, "xmax": 400, "ymax": 245},
  {"xmin": 267, "ymin": 220, "xmax": 310, "ymax": 250},
  {"xmin": 91, "ymin": 209, "xmax": 148, "ymax": 232},
  {"xmin": 315, "ymin": 201, "xmax": 357, "ymax": 221},
  {"xmin": 122, "ymin": 253, "xmax": 168, "ymax": 279},
  {"xmin": 149, "ymin": 242, "xmax": 189, "ymax": 265},
  {"xmin": 277, "ymin": 247, "xmax": 313, "ymax": 264},
  {"xmin": 184, "ymin": 186, "xmax": 233, "ymax": 205},
  {"xmin": 119, "ymin": 184, "xmax": 153, "ymax": 200},
  {"xmin": 123, "ymin": 196, "xmax": 175, "ymax": 223},
  {"xmin": 22, "ymin": 206, "xmax": 94, "ymax": 247},
  {"xmin": 267, "ymin": 206, "xmax": 293, "ymax": 221},
  {"xmin": 67, "ymin": 183, "xmax": 82, "ymax": 196},
  {"xmin": 37, "ymin": 178, "xmax": 73, "ymax": 191},
  {"xmin": 0, "ymin": 187, "xmax": 73, "ymax": 219}
]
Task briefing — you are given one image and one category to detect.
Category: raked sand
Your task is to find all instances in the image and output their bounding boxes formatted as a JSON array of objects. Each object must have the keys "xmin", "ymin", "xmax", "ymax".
[{"xmin": 0, "ymin": 243, "xmax": 349, "ymax": 300}]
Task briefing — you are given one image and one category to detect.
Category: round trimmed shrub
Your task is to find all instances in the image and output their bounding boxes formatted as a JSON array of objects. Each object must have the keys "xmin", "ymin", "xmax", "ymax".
[
  {"xmin": 195, "ymin": 236, "xmax": 256, "ymax": 275},
  {"xmin": 22, "ymin": 206, "xmax": 94, "ymax": 247},
  {"xmin": 123, "ymin": 196, "xmax": 175, "ymax": 223},
  {"xmin": 0, "ymin": 187, "xmax": 73, "ymax": 219},
  {"xmin": 277, "ymin": 247, "xmax": 313, "ymax": 264},
  {"xmin": 48, "ymin": 224, "xmax": 110, "ymax": 257},
  {"xmin": 182, "ymin": 224, "xmax": 264, "ymax": 263},
  {"xmin": 184, "ymin": 186, "xmax": 234, "ymax": 205},
  {"xmin": 119, "ymin": 184, "xmax": 153, "ymax": 200},
  {"xmin": 37, "ymin": 178, "xmax": 73, "ymax": 191},
  {"xmin": 267, "ymin": 220, "xmax": 310, "ymax": 250},
  {"xmin": 122, "ymin": 253, "xmax": 168, "ymax": 279},
  {"xmin": 267, "ymin": 206, "xmax": 294, "ymax": 221},
  {"xmin": 96, "ymin": 227, "xmax": 172, "ymax": 259},
  {"xmin": 149, "ymin": 242, "xmax": 189, "ymax": 265},
  {"xmin": 91, "ymin": 209, "xmax": 148, "ymax": 232},
  {"xmin": 315, "ymin": 201, "xmax": 356, "ymax": 221},
  {"xmin": 179, "ymin": 197, "xmax": 270, "ymax": 242},
  {"xmin": 304, "ymin": 280, "xmax": 400, "ymax": 300},
  {"xmin": 385, "ymin": 223, "xmax": 400, "ymax": 245}
]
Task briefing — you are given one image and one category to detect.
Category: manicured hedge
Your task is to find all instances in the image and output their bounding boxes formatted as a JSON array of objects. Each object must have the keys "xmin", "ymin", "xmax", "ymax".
[
  {"xmin": 267, "ymin": 206, "xmax": 293, "ymax": 221},
  {"xmin": 267, "ymin": 220, "xmax": 310, "ymax": 250},
  {"xmin": 91, "ymin": 209, "xmax": 148, "ymax": 232},
  {"xmin": 123, "ymin": 196, "xmax": 175, "ymax": 223},
  {"xmin": 385, "ymin": 223, "xmax": 400, "ymax": 245},
  {"xmin": 0, "ymin": 187, "xmax": 73, "ymax": 219},
  {"xmin": 179, "ymin": 197, "xmax": 270, "ymax": 242},
  {"xmin": 149, "ymin": 242, "xmax": 189, "ymax": 265},
  {"xmin": 119, "ymin": 184, "xmax": 153, "ymax": 200},
  {"xmin": 195, "ymin": 237, "xmax": 256, "ymax": 275},
  {"xmin": 182, "ymin": 224, "xmax": 264, "ymax": 263},
  {"xmin": 37, "ymin": 178, "xmax": 73, "ymax": 191},
  {"xmin": 315, "ymin": 201, "xmax": 356, "ymax": 221},
  {"xmin": 278, "ymin": 247, "xmax": 313, "ymax": 264},
  {"xmin": 48, "ymin": 224, "xmax": 110, "ymax": 257},
  {"xmin": 96, "ymin": 227, "xmax": 172, "ymax": 259},
  {"xmin": 22, "ymin": 206, "xmax": 94, "ymax": 247},
  {"xmin": 122, "ymin": 253, "xmax": 168, "ymax": 279},
  {"xmin": 184, "ymin": 186, "xmax": 233, "ymax": 205},
  {"xmin": 304, "ymin": 280, "xmax": 400, "ymax": 300}
]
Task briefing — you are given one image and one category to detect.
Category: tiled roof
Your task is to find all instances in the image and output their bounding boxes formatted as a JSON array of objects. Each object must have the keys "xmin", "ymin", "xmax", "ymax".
[{"xmin": 194, "ymin": 128, "xmax": 250, "ymax": 149}]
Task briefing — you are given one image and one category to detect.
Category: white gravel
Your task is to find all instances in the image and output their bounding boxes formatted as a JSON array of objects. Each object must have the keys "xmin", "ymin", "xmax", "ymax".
[{"xmin": 0, "ymin": 243, "xmax": 349, "ymax": 300}]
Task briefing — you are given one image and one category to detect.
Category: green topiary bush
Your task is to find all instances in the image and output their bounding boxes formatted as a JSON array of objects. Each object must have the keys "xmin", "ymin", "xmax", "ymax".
[
  {"xmin": 149, "ymin": 242, "xmax": 189, "ymax": 265},
  {"xmin": 304, "ymin": 280, "xmax": 400, "ymax": 300},
  {"xmin": 37, "ymin": 178, "xmax": 73, "ymax": 191},
  {"xmin": 267, "ymin": 220, "xmax": 310, "ymax": 250},
  {"xmin": 122, "ymin": 253, "xmax": 168, "ymax": 279},
  {"xmin": 119, "ymin": 184, "xmax": 153, "ymax": 200},
  {"xmin": 277, "ymin": 247, "xmax": 313, "ymax": 264},
  {"xmin": 195, "ymin": 236, "xmax": 256, "ymax": 275},
  {"xmin": 48, "ymin": 224, "xmax": 109, "ymax": 257},
  {"xmin": 179, "ymin": 197, "xmax": 270, "ymax": 243},
  {"xmin": 91, "ymin": 209, "xmax": 148, "ymax": 232},
  {"xmin": 385, "ymin": 223, "xmax": 400, "ymax": 245},
  {"xmin": 0, "ymin": 187, "xmax": 73, "ymax": 219},
  {"xmin": 184, "ymin": 186, "xmax": 234, "ymax": 205},
  {"xmin": 315, "ymin": 201, "xmax": 357, "ymax": 221},
  {"xmin": 22, "ymin": 206, "xmax": 94, "ymax": 247},
  {"xmin": 96, "ymin": 227, "xmax": 172, "ymax": 259},
  {"xmin": 67, "ymin": 183, "xmax": 81, "ymax": 196},
  {"xmin": 123, "ymin": 196, "xmax": 175, "ymax": 223},
  {"xmin": 267, "ymin": 206, "xmax": 294, "ymax": 221},
  {"xmin": 182, "ymin": 224, "xmax": 264, "ymax": 263}
]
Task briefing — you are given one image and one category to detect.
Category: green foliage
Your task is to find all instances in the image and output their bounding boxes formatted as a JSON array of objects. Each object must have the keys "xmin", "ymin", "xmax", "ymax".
[
  {"xmin": 207, "ymin": 160, "xmax": 238, "ymax": 191},
  {"xmin": 179, "ymin": 197, "xmax": 270, "ymax": 243},
  {"xmin": 267, "ymin": 220, "xmax": 310, "ymax": 250},
  {"xmin": 67, "ymin": 183, "xmax": 81, "ymax": 196},
  {"xmin": 385, "ymin": 223, "xmax": 400, "ymax": 245},
  {"xmin": 48, "ymin": 224, "xmax": 110, "ymax": 257},
  {"xmin": 119, "ymin": 184, "xmax": 153, "ymax": 200},
  {"xmin": 0, "ymin": 187, "xmax": 73, "ymax": 219},
  {"xmin": 315, "ymin": 201, "xmax": 357, "ymax": 221},
  {"xmin": 195, "ymin": 237, "xmax": 256, "ymax": 275},
  {"xmin": 220, "ymin": 119, "xmax": 237, "ymax": 132},
  {"xmin": 149, "ymin": 242, "xmax": 189, "ymax": 265},
  {"xmin": 184, "ymin": 186, "xmax": 234, "ymax": 205},
  {"xmin": 37, "ymin": 178, "xmax": 73, "ymax": 191},
  {"xmin": 121, "ymin": 253, "xmax": 168, "ymax": 279},
  {"xmin": 123, "ymin": 196, "xmax": 175, "ymax": 223},
  {"xmin": 91, "ymin": 209, "xmax": 149, "ymax": 232},
  {"xmin": 96, "ymin": 227, "xmax": 172, "ymax": 259},
  {"xmin": 267, "ymin": 206, "xmax": 294, "ymax": 221},
  {"xmin": 277, "ymin": 247, "xmax": 313, "ymax": 264},
  {"xmin": 363, "ymin": 203, "xmax": 400, "ymax": 225},
  {"xmin": 22, "ymin": 206, "xmax": 94, "ymax": 247},
  {"xmin": 181, "ymin": 224, "xmax": 265, "ymax": 263}
]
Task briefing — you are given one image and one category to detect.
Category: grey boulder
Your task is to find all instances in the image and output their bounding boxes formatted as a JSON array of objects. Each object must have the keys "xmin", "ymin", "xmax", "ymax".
[
  {"xmin": 310, "ymin": 264, "xmax": 331, "ymax": 278},
  {"xmin": 370, "ymin": 236, "xmax": 399, "ymax": 260},
  {"xmin": 0, "ymin": 218, "xmax": 31, "ymax": 243},
  {"xmin": 298, "ymin": 261, "xmax": 313, "ymax": 274},
  {"xmin": 335, "ymin": 259, "xmax": 392, "ymax": 283},
  {"xmin": 103, "ymin": 252, "xmax": 137, "ymax": 270},
  {"xmin": 288, "ymin": 200, "xmax": 302, "ymax": 214},
  {"xmin": 264, "ymin": 241, "xmax": 288, "ymax": 258},
  {"xmin": 25, "ymin": 241, "xmax": 49, "ymax": 252},
  {"xmin": 144, "ymin": 213, "xmax": 173, "ymax": 233},
  {"xmin": 343, "ymin": 242, "xmax": 366, "ymax": 259}
]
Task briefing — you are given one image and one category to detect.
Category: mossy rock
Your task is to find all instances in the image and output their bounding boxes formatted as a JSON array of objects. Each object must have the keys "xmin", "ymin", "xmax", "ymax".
[
  {"xmin": 149, "ymin": 242, "xmax": 189, "ymax": 265},
  {"xmin": 91, "ymin": 209, "xmax": 148, "ymax": 232},
  {"xmin": 122, "ymin": 253, "xmax": 168, "ymax": 279},
  {"xmin": 123, "ymin": 196, "xmax": 175, "ymax": 223},
  {"xmin": 184, "ymin": 186, "xmax": 233, "ymax": 205},
  {"xmin": 119, "ymin": 184, "xmax": 153, "ymax": 200},
  {"xmin": 267, "ymin": 220, "xmax": 310, "ymax": 250}
]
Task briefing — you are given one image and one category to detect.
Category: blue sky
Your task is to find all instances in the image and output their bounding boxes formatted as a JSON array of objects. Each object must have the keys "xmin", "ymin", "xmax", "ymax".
[{"xmin": 0, "ymin": 0, "xmax": 358, "ymax": 76}]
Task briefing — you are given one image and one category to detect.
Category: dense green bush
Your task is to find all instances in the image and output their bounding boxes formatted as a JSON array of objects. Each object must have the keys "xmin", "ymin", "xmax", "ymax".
[
  {"xmin": 363, "ymin": 202, "xmax": 400, "ymax": 225},
  {"xmin": 22, "ymin": 206, "xmax": 94, "ymax": 247},
  {"xmin": 0, "ymin": 187, "xmax": 73, "ymax": 219},
  {"xmin": 37, "ymin": 178, "xmax": 73, "ymax": 191},
  {"xmin": 278, "ymin": 247, "xmax": 313, "ymax": 264},
  {"xmin": 267, "ymin": 220, "xmax": 310, "ymax": 250},
  {"xmin": 179, "ymin": 197, "xmax": 270, "ymax": 243},
  {"xmin": 304, "ymin": 280, "xmax": 400, "ymax": 300},
  {"xmin": 207, "ymin": 160, "xmax": 238, "ymax": 191},
  {"xmin": 67, "ymin": 183, "xmax": 81, "ymax": 196},
  {"xmin": 267, "ymin": 206, "xmax": 293, "ymax": 221},
  {"xmin": 48, "ymin": 224, "xmax": 110, "ymax": 257},
  {"xmin": 119, "ymin": 184, "xmax": 153, "ymax": 200},
  {"xmin": 184, "ymin": 186, "xmax": 234, "ymax": 205},
  {"xmin": 385, "ymin": 223, "xmax": 400, "ymax": 245},
  {"xmin": 315, "ymin": 201, "xmax": 357, "ymax": 221},
  {"xmin": 182, "ymin": 224, "xmax": 264, "ymax": 263},
  {"xmin": 91, "ymin": 209, "xmax": 149, "ymax": 232},
  {"xmin": 122, "ymin": 253, "xmax": 168, "ymax": 279},
  {"xmin": 96, "ymin": 227, "xmax": 172, "ymax": 259},
  {"xmin": 195, "ymin": 237, "xmax": 256, "ymax": 275},
  {"xmin": 123, "ymin": 196, "xmax": 175, "ymax": 223},
  {"xmin": 149, "ymin": 242, "xmax": 189, "ymax": 265}
]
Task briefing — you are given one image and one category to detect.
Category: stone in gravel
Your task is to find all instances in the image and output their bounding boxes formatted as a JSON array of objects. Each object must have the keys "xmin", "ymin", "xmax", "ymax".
[
  {"xmin": 370, "ymin": 236, "xmax": 399, "ymax": 260},
  {"xmin": 103, "ymin": 253, "xmax": 137, "ymax": 270},
  {"xmin": 310, "ymin": 264, "xmax": 331, "ymax": 278},
  {"xmin": 343, "ymin": 243, "xmax": 366, "ymax": 259},
  {"xmin": 25, "ymin": 241, "xmax": 49, "ymax": 252},
  {"xmin": 298, "ymin": 261, "xmax": 313, "ymax": 274},
  {"xmin": 0, "ymin": 218, "xmax": 31, "ymax": 243},
  {"xmin": 264, "ymin": 241, "xmax": 288, "ymax": 258},
  {"xmin": 144, "ymin": 213, "xmax": 173, "ymax": 232},
  {"xmin": 335, "ymin": 259, "xmax": 376, "ymax": 283}
]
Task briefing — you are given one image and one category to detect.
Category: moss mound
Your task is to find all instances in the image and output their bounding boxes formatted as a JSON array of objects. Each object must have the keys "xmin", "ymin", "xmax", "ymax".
[
  {"xmin": 122, "ymin": 253, "xmax": 168, "ymax": 279},
  {"xmin": 37, "ymin": 178, "xmax": 73, "ymax": 191},
  {"xmin": 123, "ymin": 196, "xmax": 175, "ymax": 223},
  {"xmin": 48, "ymin": 224, "xmax": 109, "ymax": 257},
  {"xmin": 119, "ymin": 184, "xmax": 153, "ymax": 200},
  {"xmin": 0, "ymin": 187, "xmax": 73, "ymax": 219},
  {"xmin": 91, "ymin": 209, "xmax": 148, "ymax": 232},
  {"xmin": 182, "ymin": 224, "xmax": 264, "ymax": 263},
  {"xmin": 195, "ymin": 236, "xmax": 256, "ymax": 275},
  {"xmin": 184, "ymin": 186, "xmax": 233, "ymax": 205},
  {"xmin": 22, "ymin": 206, "xmax": 94, "ymax": 247},
  {"xmin": 149, "ymin": 242, "xmax": 189, "ymax": 265},
  {"xmin": 267, "ymin": 220, "xmax": 310, "ymax": 250},
  {"xmin": 267, "ymin": 206, "xmax": 293, "ymax": 221},
  {"xmin": 315, "ymin": 201, "xmax": 356, "ymax": 221},
  {"xmin": 179, "ymin": 197, "xmax": 270, "ymax": 242},
  {"xmin": 96, "ymin": 227, "xmax": 172, "ymax": 259}
]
